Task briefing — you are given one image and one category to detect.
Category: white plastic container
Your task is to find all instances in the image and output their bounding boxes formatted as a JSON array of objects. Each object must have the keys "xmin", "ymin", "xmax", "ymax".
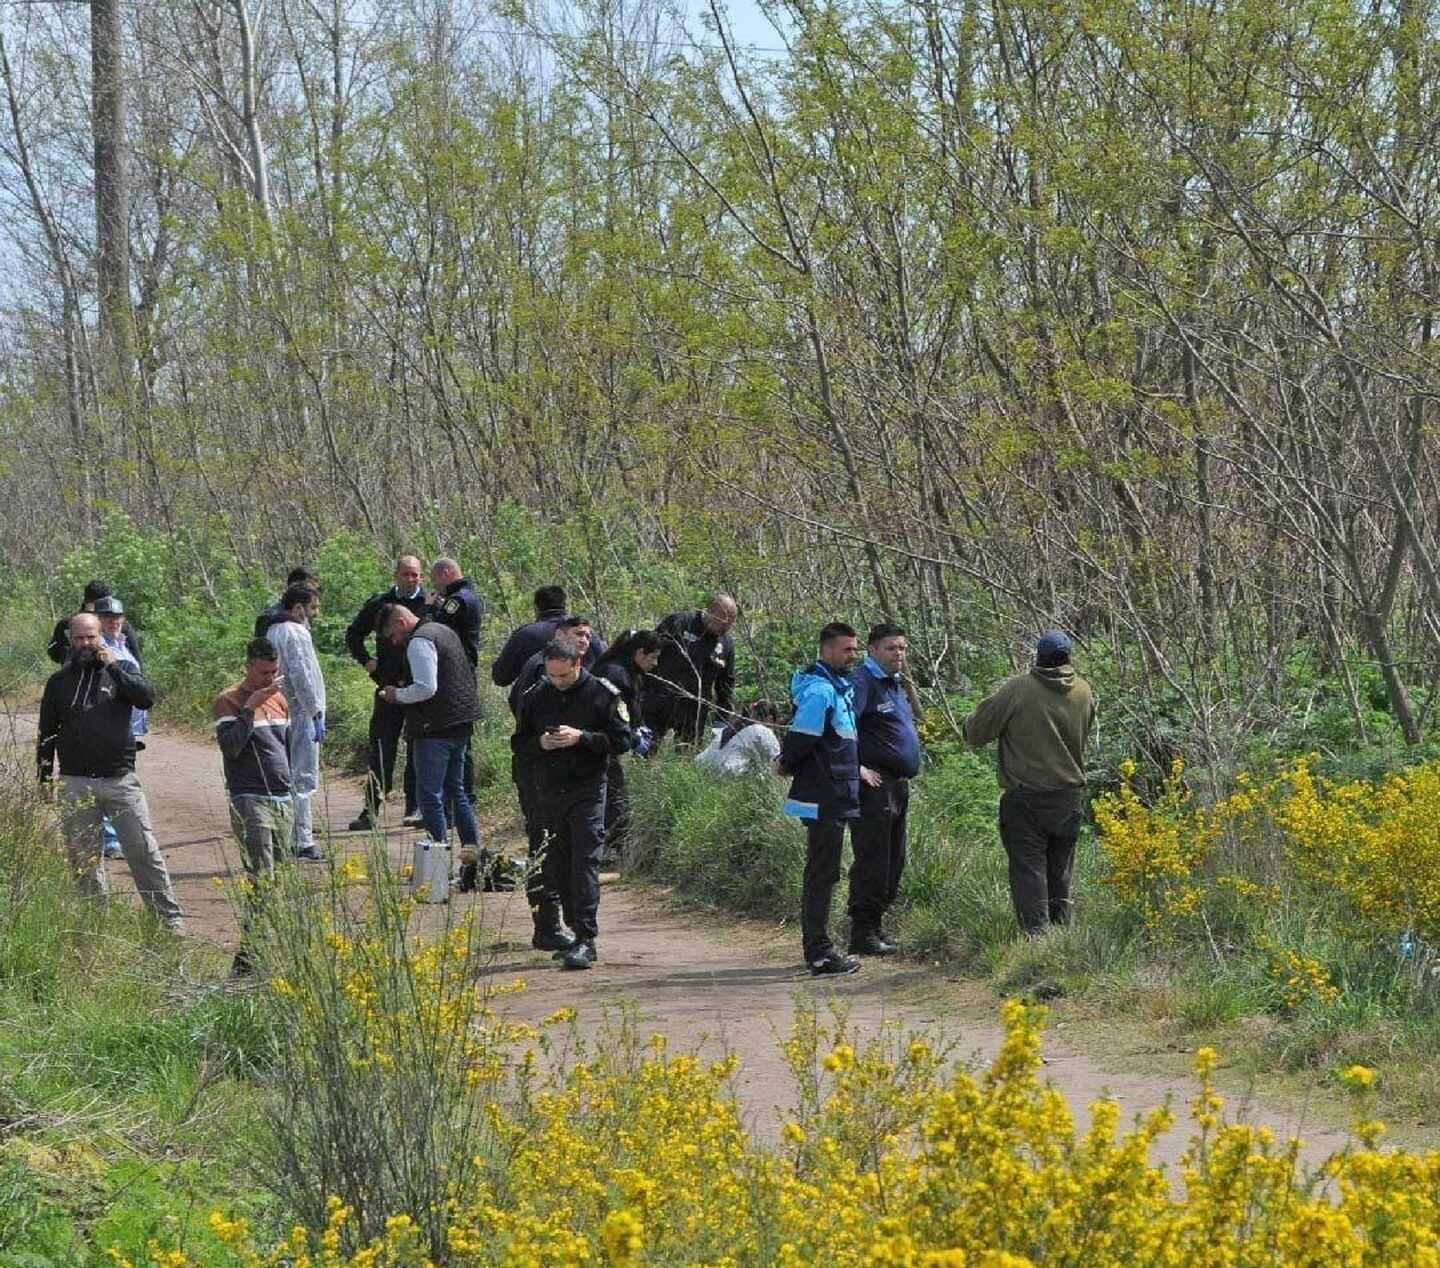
[{"xmin": 411, "ymin": 839, "xmax": 452, "ymax": 903}]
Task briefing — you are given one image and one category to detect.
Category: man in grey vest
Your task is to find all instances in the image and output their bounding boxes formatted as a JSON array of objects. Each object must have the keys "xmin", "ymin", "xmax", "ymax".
[{"xmin": 376, "ymin": 604, "xmax": 486, "ymax": 876}]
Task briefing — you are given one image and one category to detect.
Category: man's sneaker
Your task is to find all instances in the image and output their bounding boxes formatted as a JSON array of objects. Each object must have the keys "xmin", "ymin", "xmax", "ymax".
[
  {"xmin": 532, "ymin": 927, "xmax": 577, "ymax": 953},
  {"xmin": 347, "ymin": 810, "xmax": 375, "ymax": 832},
  {"xmin": 296, "ymin": 845, "xmax": 326, "ymax": 863},
  {"xmin": 848, "ymin": 930, "xmax": 898, "ymax": 957},
  {"xmin": 561, "ymin": 940, "xmax": 597, "ymax": 970},
  {"xmin": 809, "ymin": 952, "xmax": 861, "ymax": 977},
  {"xmin": 402, "ymin": 811, "xmax": 424, "ymax": 828}
]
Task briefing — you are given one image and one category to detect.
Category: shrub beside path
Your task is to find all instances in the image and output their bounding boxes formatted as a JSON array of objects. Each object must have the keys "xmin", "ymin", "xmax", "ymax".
[{"xmin": 17, "ymin": 719, "xmax": 1364, "ymax": 1173}]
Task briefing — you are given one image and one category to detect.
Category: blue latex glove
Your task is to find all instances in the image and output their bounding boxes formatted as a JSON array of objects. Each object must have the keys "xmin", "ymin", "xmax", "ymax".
[
  {"xmin": 313, "ymin": 714, "xmax": 327, "ymax": 743},
  {"xmin": 633, "ymin": 725, "xmax": 653, "ymax": 757}
]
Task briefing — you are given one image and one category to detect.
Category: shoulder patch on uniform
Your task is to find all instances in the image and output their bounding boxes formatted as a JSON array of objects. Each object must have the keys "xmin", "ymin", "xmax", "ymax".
[
  {"xmin": 595, "ymin": 676, "xmax": 621, "ymax": 695},
  {"xmin": 444, "ymin": 598, "xmax": 462, "ymax": 615}
]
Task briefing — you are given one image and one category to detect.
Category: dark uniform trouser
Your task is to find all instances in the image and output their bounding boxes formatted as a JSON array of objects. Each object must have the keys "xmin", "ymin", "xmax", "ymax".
[
  {"xmin": 366, "ymin": 697, "xmax": 416, "ymax": 816},
  {"xmin": 847, "ymin": 774, "xmax": 909, "ymax": 935},
  {"xmin": 647, "ymin": 690, "xmax": 709, "ymax": 749},
  {"xmin": 603, "ymin": 755, "xmax": 628, "ymax": 857},
  {"xmin": 512, "ymin": 754, "xmax": 558, "ymax": 918},
  {"xmin": 801, "ymin": 818, "xmax": 851, "ymax": 962},
  {"xmin": 537, "ymin": 781, "xmax": 607, "ymax": 942},
  {"xmin": 998, "ymin": 787, "xmax": 1082, "ymax": 933}
]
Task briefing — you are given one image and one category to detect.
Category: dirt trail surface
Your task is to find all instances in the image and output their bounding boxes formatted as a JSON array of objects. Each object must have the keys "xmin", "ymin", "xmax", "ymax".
[{"xmin": 11, "ymin": 715, "xmax": 1360, "ymax": 1171}]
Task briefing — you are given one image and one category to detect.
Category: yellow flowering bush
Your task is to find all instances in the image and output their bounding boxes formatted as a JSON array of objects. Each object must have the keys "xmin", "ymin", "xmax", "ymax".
[
  {"xmin": 1097, "ymin": 754, "xmax": 1440, "ymax": 954},
  {"xmin": 134, "ymin": 1002, "xmax": 1440, "ymax": 1267}
]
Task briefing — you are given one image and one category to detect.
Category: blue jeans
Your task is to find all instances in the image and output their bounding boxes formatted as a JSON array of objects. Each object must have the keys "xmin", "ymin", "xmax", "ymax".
[{"xmin": 413, "ymin": 735, "xmax": 478, "ymax": 847}]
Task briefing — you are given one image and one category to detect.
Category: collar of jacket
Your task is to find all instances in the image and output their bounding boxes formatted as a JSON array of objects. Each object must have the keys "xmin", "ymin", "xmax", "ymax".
[
  {"xmin": 444, "ymin": 578, "xmax": 473, "ymax": 597},
  {"xmin": 536, "ymin": 607, "xmax": 566, "ymax": 620},
  {"xmin": 392, "ymin": 586, "xmax": 424, "ymax": 602},
  {"xmin": 810, "ymin": 660, "xmax": 854, "ymax": 693},
  {"xmin": 861, "ymin": 654, "xmax": 896, "ymax": 682}
]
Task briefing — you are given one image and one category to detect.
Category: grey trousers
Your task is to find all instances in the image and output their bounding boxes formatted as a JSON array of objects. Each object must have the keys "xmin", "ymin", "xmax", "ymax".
[
  {"xmin": 229, "ymin": 796, "xmax": 292, "ymax": 954},
  {"xmin": 59, "ymin": 772, "xmax": 185, "ymax": 930}
]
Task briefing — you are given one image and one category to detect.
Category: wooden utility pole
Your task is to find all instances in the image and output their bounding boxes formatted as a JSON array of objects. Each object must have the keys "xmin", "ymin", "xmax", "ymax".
[{"xmin": 91, "ymin": 0, "xmax": 134, "ymax": 421}]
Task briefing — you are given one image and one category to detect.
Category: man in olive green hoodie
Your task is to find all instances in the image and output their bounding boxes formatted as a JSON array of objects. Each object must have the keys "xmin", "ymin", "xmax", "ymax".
[{"xmin": 964, "ymin": 630, "xmax": 1096, "ymax": 935}]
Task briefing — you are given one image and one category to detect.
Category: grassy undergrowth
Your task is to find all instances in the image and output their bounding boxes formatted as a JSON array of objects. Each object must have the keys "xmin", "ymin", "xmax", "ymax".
[{"xmin": 0, "ymin": 769, "xmax": 279, "ymax": 1265}]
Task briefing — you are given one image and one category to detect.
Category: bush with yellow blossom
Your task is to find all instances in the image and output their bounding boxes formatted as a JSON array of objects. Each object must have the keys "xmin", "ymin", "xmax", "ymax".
[{"xmin": 134, "ymin": 1001, "xmax": 1440, "ymax": 1267}]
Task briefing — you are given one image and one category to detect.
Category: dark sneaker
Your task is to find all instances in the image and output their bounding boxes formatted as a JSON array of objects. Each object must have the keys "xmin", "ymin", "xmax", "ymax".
[
  {"xmin": 532, "ymin": 927, "xmax": 577, "ymax": 953},
  {"xmin": 347, "ymin": 810, "xmax": 375, "ymax": 832},
  {"xmin": 561, "ymin": 940, "xmax": 597, "ymax": 970},
  {"xmin": 296, "ymin": 845, "xmax": 326, "ymax": 863},
  {"xmin": 402, "ymin": 811, "xmax": 424, "ymax": 828},
  {"xmin": 848, "ymin": 931, "xmax": 898, "ymax": 957},
  {"xmin": 809, "ymin": 952, "xmax": 861, "ymax": 977}
]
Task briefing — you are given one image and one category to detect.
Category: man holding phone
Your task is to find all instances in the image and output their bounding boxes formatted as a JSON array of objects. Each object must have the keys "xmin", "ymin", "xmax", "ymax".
[
  {"xmin": 37, "ymin": 613, "xmax": 184, "ymax": 930},
  {"xmin": 514, "ymin": 639, "xmax": 632, "ymax": 968}
]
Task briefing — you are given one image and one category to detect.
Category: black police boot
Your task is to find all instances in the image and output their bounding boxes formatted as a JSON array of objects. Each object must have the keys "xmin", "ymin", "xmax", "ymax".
[
  {"xmin": 532, "ymin": 923, "xmax": 577, "ymax": 953},
  {"xmin": 456, "ymin": 860, "xmax": 479, "ymax": 893},
  {"xmin": 848, "ymin": 929, "xmax": 898, "ymax": 957},
  {"xmin": 561, "ymin": 940, "xmax": 597, "ymax": 970},
  {"xmin": 808, "ymin": 951, "xmax": 862, "ymax": 977},
  {"xmin": 347, "ymin": 808, "xmax": 375, "ymax": 832}
]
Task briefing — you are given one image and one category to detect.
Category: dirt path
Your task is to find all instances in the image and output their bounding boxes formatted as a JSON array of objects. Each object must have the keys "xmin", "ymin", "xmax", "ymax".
[{"xmin": 14, "ymin": 716, "xmax": 1362, "ymax": 1171}]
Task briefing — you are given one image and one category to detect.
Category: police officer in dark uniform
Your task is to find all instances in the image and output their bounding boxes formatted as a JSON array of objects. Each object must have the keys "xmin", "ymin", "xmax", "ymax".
[
  {"xmin": 649, "ymin": 592, "xmax": 738, "ymax": 748},
  {"xmin": 428, "ymin": 557, "xmax": 485, "ymax": 668},
  {"xmin": 344, "ymin": 555, "xmax": 429, "ymax": 831},
  {"xmin": 515, "ymin": 639, "xmax": 632, "ymax": 969},
  {"xmin": 490, "ymin": 585, "xmax": 571, "ymax": 688},
  {"xmin": 507, "ymin": 618, "xmax": 599, "ymax": 906},
  {"xmin": 593, "ymin": 629, "xmax": 661, "ymax": 859}
]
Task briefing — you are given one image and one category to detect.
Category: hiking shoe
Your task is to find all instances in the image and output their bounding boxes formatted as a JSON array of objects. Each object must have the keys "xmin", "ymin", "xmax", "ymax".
[
  {"xmin": 809, "ymin": 952, "xmax": 861, "ymax": 977},
  {"xmin": 532, "ymin": 927, "xmax": 578, "ymax": 953},
  {"xmin": 347, "ymin": 809, "xmax": 375, "ymax": 832},
  {"xmin": 848, "ymin": 931, "xmax": 898, "ymax": 957},
  {"xmin": 561, "ymin": 940, "xmax": 597, "ymax": 970},
  {"xmin": 296, "ymin": 845, "xmax": 326, "ymax": 863}
]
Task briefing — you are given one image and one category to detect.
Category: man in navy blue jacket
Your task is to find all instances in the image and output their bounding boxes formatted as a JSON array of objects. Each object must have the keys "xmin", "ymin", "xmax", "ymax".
[
  {"xmin": 848, "ymin": 623, "xmax": 922, "ymax": 956},
  {"xmin": 776, "ymin": 622, "xmax": 863, "ymax": 976}
]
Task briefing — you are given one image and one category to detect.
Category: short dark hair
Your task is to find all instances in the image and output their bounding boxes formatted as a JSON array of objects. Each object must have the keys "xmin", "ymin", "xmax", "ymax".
[
  {"xmin": 247, "ymin": 637, "xmax": 279, "ymax": 662},
  {"xmin": 868, "ymin": 622, "xmax": 906, "ymax": 646},
  {"xmin": 281, "ymin": 584, "xmax": 319, "ymax": 611},
  {"xmin": 286, "ymin": 567, "xmax": 321, "ymax": 590},
  {"xmin": 557, "ymin": 615, "xmax": 591, "ymax": 631},
  {"xmin": 374, "ymin": 601, "xmax": 401, "ymax": 635},
  {"xmin": 819, "ymin": 622, "xmax": 857, "ymax": 645},
  {"xmin": 542, "ymin": 638, "xmax": 583, "ymax": 664},
  {"xmin": 83, "ymin": 579, "xmax": 112, "ymax": 604},
  {"xmin": 534, "ymin": 585, "xmax": 566, "ymax": 614}
]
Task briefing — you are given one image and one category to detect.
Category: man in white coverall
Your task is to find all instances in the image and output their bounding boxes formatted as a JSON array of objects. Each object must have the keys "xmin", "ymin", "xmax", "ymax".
[{"xmin": 267, "ymin": 583, "xmax": 327, "ymax": 861}]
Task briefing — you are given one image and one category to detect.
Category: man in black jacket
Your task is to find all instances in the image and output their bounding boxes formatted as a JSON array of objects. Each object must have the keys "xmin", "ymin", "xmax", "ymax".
[
  {"xmin": 649, "ymin": 593, "xmax": 738, "ymax": 747},
  {"xmin": 345, "ymin": 556, "xmax": 429, "ymax": 831},
  {"xmin": 37, "ymin": 613, "xmax": 184, "ymax": 930},
  {"xmin": 490, "ymin": 585, "xmax": 570, "ymax": 688},
  {"xmin": 515, "ymin": 640, "xmax": 632, "ymax": 969},
  {"xmin": 428, "ymin": 558, "xmax": 485, "ymax": 668},
  {"xmin": 47, "ymin": 580, "xmax": 141, "ymax": 665}
]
